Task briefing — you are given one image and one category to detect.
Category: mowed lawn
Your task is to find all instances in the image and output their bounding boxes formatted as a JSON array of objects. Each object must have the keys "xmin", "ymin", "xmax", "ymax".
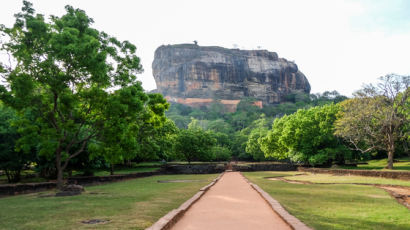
[
  {"xmin": 74, "ymin": 167, "xmax": 161, "ymax": 177},
  {"xmin": 244, "ymin": 172, "xmax": 410, "ymax": 230},
  {"xmin": 341, "ymin": 157, "xmax": 410, "ymax": 171},
  {"xmin": 0, "ymin": 174, "xmax": 217, "ymax": 230},
  {"xmin": 286, "ymin": 173, "xmax": 410, "ymax": 186}
]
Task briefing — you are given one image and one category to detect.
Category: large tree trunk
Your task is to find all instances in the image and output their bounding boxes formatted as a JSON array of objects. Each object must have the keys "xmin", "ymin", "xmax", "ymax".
[
  {"xmin": 56, "ymin": 150, "xmax": 64, "ymax": 190},
  {"xmin": 387, "ymin": 141, "xmax": 395, "ymax": 170},
  {"xmin": 110, "ymin": 164, "xmax": 114, "ymax": 175},
  {"xmin": 5, "ymin": 169, "xmax": 21, "ymax": 183}
]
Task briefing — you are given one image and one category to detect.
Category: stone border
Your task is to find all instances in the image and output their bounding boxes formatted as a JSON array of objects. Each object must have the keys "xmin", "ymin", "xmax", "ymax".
[
  {"xmin": 0, "ymin": 182, "xmax": 57, "ymax": 197},
  {"xmin": 241, "ymin": 173, "xmax": 312, "ymax": 230},
  {"xmin": 146, "ymin": 172, "xmax": 224, "ymax": 230},
  {"xmin": 298, "ymin": 167, "xmax": 410, "ymax": 180}
]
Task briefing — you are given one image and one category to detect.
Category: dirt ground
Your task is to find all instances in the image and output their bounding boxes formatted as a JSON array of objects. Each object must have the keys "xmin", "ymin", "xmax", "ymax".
[
  {"xmin": 379, "ymin": 186, "xmax": 410, "ymax": 209},
  {"xmin": 171, "ymin": 171, "xmax": 291, "ymax": 230}
]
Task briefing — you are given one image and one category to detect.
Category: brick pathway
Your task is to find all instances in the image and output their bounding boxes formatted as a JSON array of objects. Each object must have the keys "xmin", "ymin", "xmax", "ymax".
[{"xmin": 171, "ymin": 171, "xmax": 291, "ymax": 230}]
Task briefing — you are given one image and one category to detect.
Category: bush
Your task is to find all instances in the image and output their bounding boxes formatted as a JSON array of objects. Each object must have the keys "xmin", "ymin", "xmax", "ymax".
[{"xmin": 212, "ymin": 146, "xmax": 232, "ymax": 161}]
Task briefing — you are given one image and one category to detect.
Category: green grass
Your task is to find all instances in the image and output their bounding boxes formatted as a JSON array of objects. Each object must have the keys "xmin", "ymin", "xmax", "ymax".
[
  {"xmin": 132, "ymin": 162, "xmax": 164, "ymax": 167},
  {"xmin": 0, "ymin": 174, "xmax": 217, "ymax": 230},
  {"xmin": 72, "ymin": 167, "xmax": 160, "ymax": 177},
  {"xmin": 341, "ymin": 157, "xmax": 410, "ymax": 171},
  {"xmin": 244, "ymin": 171, "xmax": 410, "ymax": 230},
  {"xmin": 286, "ymin": 173, "xmax": 410, "ymax": 186},
  {"xmin": 1, "ymin": 167, "xmax": 160, "ymax": 184}
]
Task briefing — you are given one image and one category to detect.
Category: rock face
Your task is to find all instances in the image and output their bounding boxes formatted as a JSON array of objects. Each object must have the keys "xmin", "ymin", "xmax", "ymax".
[{"xmin": 152, "ymin": 44, "xmax": 310, "ymax": 108}]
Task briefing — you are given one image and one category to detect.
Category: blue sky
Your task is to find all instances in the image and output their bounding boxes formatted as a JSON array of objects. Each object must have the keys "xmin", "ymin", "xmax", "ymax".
[
  {"xmin": 351, "ymin": 0, "xmax": 410, "ymax": 33},
  {"xmin": 1, "ymin": 0, "xmax": 409, "ymax": 96}
]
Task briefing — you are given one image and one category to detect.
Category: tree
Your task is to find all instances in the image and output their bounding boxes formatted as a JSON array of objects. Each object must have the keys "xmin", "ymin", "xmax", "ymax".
[
  {"xmin": 88, "ymin": 86, "xmax": 165, "ymax": 175},
  {"xmin": 0, "ymin": 1, "xmax": 144, "ymax": 189},
  {"xmin": 245, "ymin": 115, "xmax": 272, "ymax": 161},
  {"xmin": 0, "ymin": 103, "xmax": 35, "ymax": 182},
  {"xmin": 206, "ymin": 101, "xmax": 225, "ymax": 120},
  {"xmin": 211, "ymin": 146, "xmax": 231, "ymax": 161},
  {"xmin": 335, "ymin": 74, "xmax": 409, "ymax": 169},
  {"xmin": 207, "ymin": 119, "xmax": 233, "ymax": 134},
  {"xmin": 246, "ymin": 131, "xmax": 268, "ymax": 161},
  {"xmin": 231, "ymin": 132, "xmax": 249, "ymax": 160},
  {"xmin": 260, "ymin": 104, "xmax": 351, "ymax": 166},
  {"xmin": 131, "ymin": 95, "xmax": 173, "ymax": 162},
  {"xmin": 174, "ymin": 126, "xmax": 216, "ymax": 163},
  {"xmin": 246, "ymin": 128, "xmax": 268, "ymax": 161}
]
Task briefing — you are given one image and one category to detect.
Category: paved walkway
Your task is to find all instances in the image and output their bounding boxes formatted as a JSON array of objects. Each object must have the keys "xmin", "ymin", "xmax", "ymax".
[{"xmin": 171, "ymin": 172, "xmax": 291, "ymax": 230}]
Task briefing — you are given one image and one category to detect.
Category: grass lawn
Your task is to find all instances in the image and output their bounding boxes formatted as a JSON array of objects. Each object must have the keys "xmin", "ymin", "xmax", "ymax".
[
  {"xmin": 0, "ymin": 174, "xmax": 217, "ymax": 230},
  {"xmin": 0, "ymin": 167, "xmax": 161, "ymax": 184},
  {"xmin": 286, "ymin": 173, "xmax": 410, "ymax": 186},
  {"xmin": 341, "ymin": 157, "xmax": 410, "ymax": 171},
  {"xmin": 244, "ymin": 171, "xmax": 410, "ymax": 230},
  {"xmin": 72, "ymin": 167, "xmax": 160, "ymax": 177}
]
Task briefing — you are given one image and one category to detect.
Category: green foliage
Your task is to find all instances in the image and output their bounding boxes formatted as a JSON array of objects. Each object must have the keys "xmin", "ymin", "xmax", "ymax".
[
  {"xmin": 174, "ymin": 126, "xmax": 216, "ymax": 163},
  {"xmin": 232, "ymin": 132, "xmax": 250, "ymax": 160},
  {"xmin": 334, "ymin": 74, "xmax": 409, "ymax": 169},
  {"xmin": 207, "ymin": 119, "xmax": 234, "ymax": 134},
  {"xmin": 0, "ymin": 104, "xmax": 34, "ymax": 182},
  {"xmin": 341, "ymin": 157, "xmax": 410, "ymax": 171},
  {"xmin": 211, "ymin": 146, "xmax": 231, "ymax": 161},
  {"xmin": 165, "ymin": 91, "xmax": 348, "ymax": 162},
  {"xmin": 246, "ymin": 128, "xmax": 269, "ymax": 161},
  {"xmin": 206, "ymin": 101, "xmax": 225, "ymax": 119},
  {"xmin": 260, "ymin": 104, "xmax": 351, "ymax": 166},
  {"xmin": 0, "ymin": 1, "xmax": 157, "ymax": 187},
  {"xmin": 244, "ymin": 115, "xmax": 273, "ymax": 161}
]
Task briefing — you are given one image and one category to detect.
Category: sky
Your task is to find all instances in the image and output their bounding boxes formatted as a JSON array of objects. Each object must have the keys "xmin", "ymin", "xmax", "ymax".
[{"xmin": 1, "ymin": 0, "xmax": 410, "ymax": 96}]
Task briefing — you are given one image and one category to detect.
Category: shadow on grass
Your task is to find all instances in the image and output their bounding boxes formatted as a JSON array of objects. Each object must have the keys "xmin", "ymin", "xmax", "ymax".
[{"xmin": 307, "ymin": 214, "xmax": 410, "ymax": 230}]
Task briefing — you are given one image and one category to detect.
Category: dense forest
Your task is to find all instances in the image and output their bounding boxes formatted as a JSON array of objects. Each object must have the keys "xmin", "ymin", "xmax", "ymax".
[{"xmin": 0, "ymin": 1, "xmax": 409, "ymax": 186}]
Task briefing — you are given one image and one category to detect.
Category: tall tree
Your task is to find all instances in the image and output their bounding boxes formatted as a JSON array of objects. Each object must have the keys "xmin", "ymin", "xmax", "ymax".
[
  {"xmin": 260, "ymin": 104, "xmax": 351, "ymax": 166},
  {"xmin": 335, "ymin": 74, "xmax": 409, "ymax": 169},
  {"xmin": 245, "ymin": 115, "xmax": 272, "ymax": 161},
  {"xmin": 174, "ymin": 125, "xmax": 216, "ymax": 163},
  {"xmin": 0, "ymin": 1, "xmax": 144, "ymax": 188}
]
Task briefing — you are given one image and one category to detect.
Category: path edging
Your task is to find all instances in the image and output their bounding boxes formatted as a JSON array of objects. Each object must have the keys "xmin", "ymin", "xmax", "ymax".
[
  {"xmin": 145, "ymin": 172, "xmax": 224, "ymax": 230},
  {"xmin": 241, "ymin": 173, "xmax": 312, "ymax": 230}
]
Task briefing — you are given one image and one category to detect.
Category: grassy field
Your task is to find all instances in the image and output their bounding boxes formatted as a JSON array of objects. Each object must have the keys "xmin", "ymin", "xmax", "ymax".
[
  {"xmin": 0, "ymin": 174, "xmax": 217, "ymax": 230},
  {"xmin": 72, "ymin": 167, "xmax": 160, "ymax": 177},
  {"xmin": 341, "ymin": 157, "xmax": 410, "ymax": 171},
  {"xmin": 244, "ymin": 171, "xmax": 410, "ymax": 230},
  {"xmin": 0, "ymin": 166, "xmax": 161, "ymax": 184},
  {"xmin": 286, "ymin": 173, "xmax": 410, "ymax": 186}
]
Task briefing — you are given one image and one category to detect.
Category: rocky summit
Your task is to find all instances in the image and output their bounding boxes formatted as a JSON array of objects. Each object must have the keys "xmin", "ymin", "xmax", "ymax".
[{"xmin": 152, "ymin": 44, "xmax": 310, "ymax": 111}]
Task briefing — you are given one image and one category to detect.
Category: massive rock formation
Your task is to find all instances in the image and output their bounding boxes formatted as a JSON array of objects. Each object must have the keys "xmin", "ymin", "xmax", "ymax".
[{"xmin": 152, "ymin": 44, "xmax": 310, "ymax": 110}]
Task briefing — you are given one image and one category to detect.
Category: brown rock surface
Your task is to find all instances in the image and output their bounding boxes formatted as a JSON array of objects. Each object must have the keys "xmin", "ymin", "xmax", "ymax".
[{"xmin": 152, "ymin": 44, "xmax": 310, "ymax": 107}]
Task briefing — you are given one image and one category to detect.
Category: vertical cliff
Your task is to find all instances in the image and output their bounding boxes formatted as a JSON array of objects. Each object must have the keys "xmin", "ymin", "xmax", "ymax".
[{"xmin": 152, "ymin": 44, "xmax": 310, "ymax": 109}]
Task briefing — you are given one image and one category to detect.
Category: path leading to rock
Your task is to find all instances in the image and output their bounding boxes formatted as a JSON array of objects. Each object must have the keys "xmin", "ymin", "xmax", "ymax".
[{"xmin": 171, "ymin": 172, "xmax": 291, "ymax": 230}]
